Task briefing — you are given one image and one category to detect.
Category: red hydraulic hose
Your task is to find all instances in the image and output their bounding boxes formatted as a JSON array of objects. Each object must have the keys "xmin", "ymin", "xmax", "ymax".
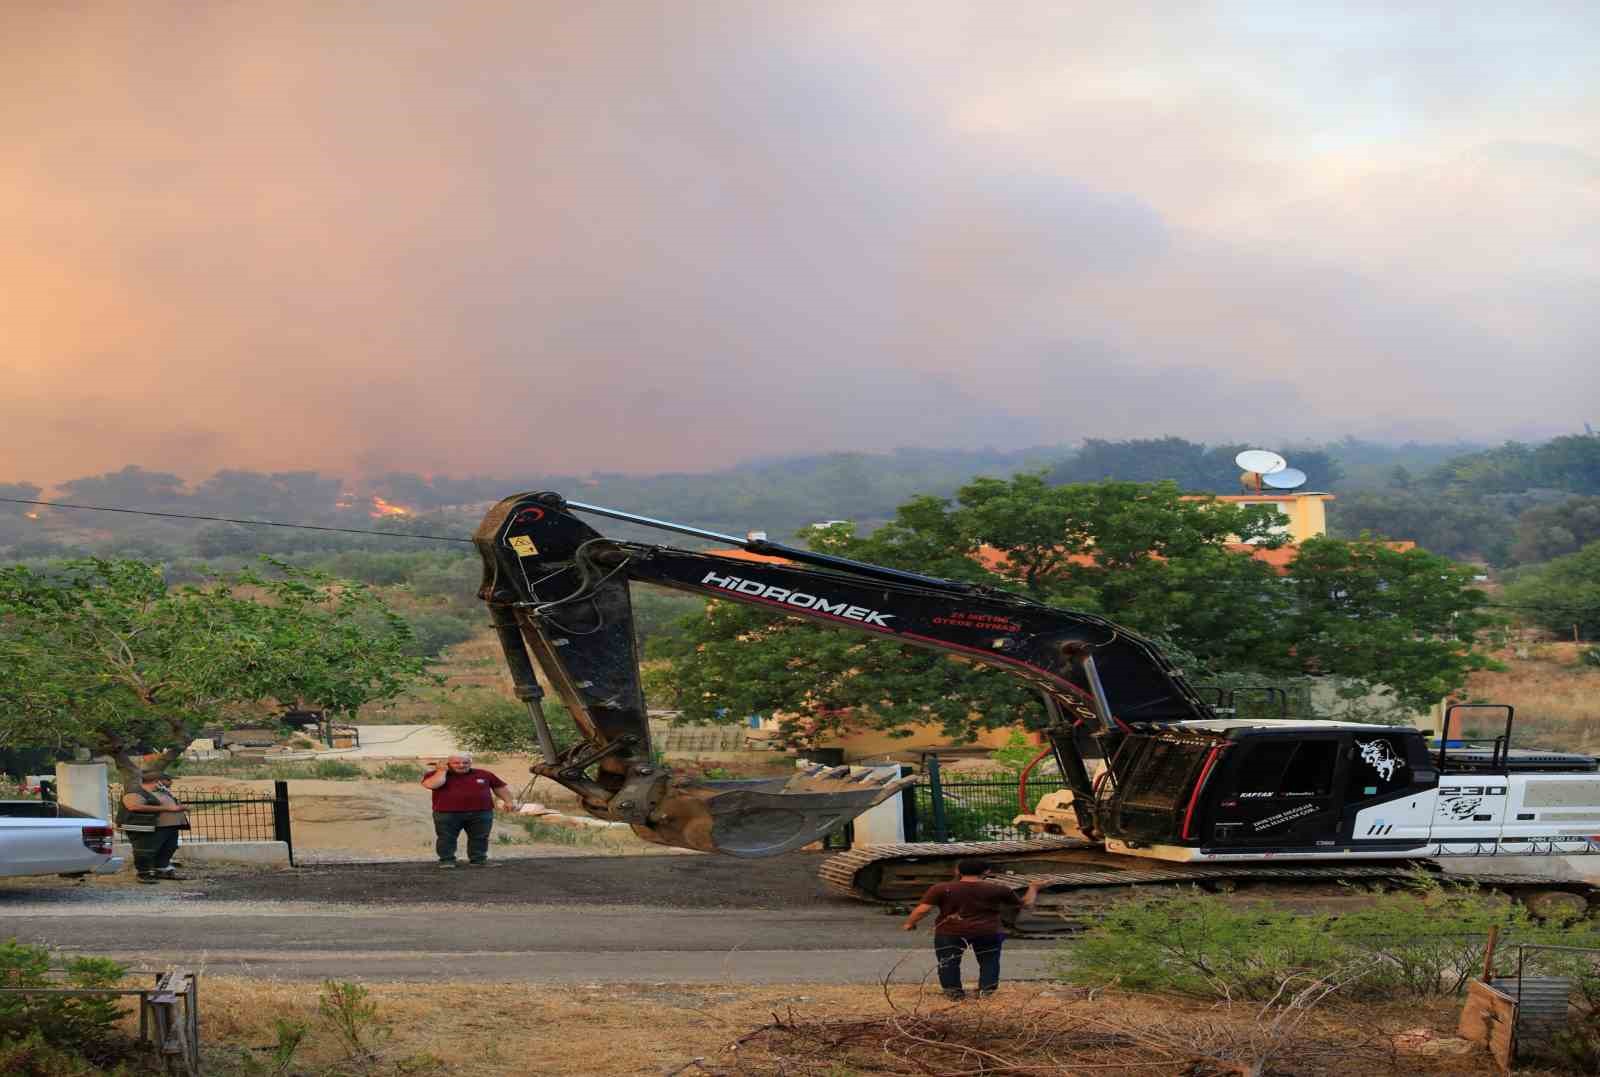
[
  {"xmin": 1181, "ymin": 745, "xmax": 1226, "ymax": 841},
  {"xmin": 1017, "ymin": 743, "xmax": 1055, "ymax": 813}
]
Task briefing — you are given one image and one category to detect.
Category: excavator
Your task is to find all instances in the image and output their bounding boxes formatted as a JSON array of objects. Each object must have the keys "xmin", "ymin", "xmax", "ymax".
[{"xmin": 474, "ymin": 492, "xmax": 1600, "ymax": 928}]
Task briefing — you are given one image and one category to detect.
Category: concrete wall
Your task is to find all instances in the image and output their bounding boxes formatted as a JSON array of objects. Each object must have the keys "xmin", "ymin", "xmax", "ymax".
[
  {"xmin": 54, "ymin": 763, "xmax": 110, "ymax": 820},
  {"xmin": 113, "ymin": 840, "xmax": 291, "ymax": 866}
]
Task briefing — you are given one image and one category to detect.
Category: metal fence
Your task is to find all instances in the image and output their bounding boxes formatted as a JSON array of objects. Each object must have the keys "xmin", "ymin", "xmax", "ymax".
[
  {"xmin": 113, "ymin": 780, "xmax": 294, "ymax": 864},
  {"xmin": 909, "ymin": 757, "xmax": 1070, "ymax": 843}
]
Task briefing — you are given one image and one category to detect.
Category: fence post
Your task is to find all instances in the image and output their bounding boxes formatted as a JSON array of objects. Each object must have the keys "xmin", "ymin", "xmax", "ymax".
[
  {"xmin": 272, "ymin": 780, "xmax": 294, "ymax": 865},
  {"xmin": 926, "ymin": 755, "xmax": 948, "ymax": 843},
  {"xmin": 902, "ymin": 777, "xmax": 919, "ymax": 842}
]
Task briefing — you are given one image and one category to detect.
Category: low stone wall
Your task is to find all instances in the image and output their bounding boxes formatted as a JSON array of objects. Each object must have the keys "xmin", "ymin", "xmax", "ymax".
[{"xmin": 113, "ymin": 840, "xmax": 291, "ymax": 866}]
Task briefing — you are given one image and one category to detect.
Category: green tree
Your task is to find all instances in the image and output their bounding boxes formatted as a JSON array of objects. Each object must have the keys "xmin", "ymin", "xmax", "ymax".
[
  {"xmin": 0, "ymin": 559, "xmax": 430, "ymax": 780},
  {"xmin": 1501, "ymin": 540, "xmax": 1600, "ymax": 639},
  {"xmin": 434, "ymin": 691, "xmax": 577, "ymax": 754},
  {"xmin": 1509, "ymin": 496, "xmax": 1600, "ymax": 565},
  {"xmin": 651, "ymin": 476, "xmax": 1282, "ymax": 739},
  {"xmin": 649, "ymin": 475, "xmax": 1496, "ymax": 739},
  {"xmin": 1277, "ymin": 538, "xmax": 1497, "ymax": 710},
  {"xmin": 1327, "ymin": 488, "xmax": 1513, "ymax": 563}
]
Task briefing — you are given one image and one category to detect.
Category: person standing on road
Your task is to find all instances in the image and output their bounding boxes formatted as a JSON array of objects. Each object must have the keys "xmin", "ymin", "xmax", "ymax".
[
  {"xmin": 902, "ymin": 859, "xmax": 1040, "ymax": 999},
  {"xmin": 421, "ymin": 754, "xmax": 516, "ymax": 867},
  {"xmin": 117, "ymin": 772, "xmax": 190, "ymax": 884}
]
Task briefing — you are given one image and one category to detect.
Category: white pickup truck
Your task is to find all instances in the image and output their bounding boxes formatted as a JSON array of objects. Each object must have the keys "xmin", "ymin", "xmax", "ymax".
[{"xmin": 0, "ymin": 800, "xmax": 124, "ymax": 878}]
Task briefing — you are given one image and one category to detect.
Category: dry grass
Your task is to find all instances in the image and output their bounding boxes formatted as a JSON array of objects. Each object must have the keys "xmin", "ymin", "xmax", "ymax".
[
  {"xmin": 1465, "ymin": 640, "xmax": 1600, "ymax": 752},
  {"xmin": 127, "ymin": 977, "xmax": 1515, "ymax": 1077},
  {"xmin": 359, "ymin": 633, "xmax": 515, "ymax": 725}
]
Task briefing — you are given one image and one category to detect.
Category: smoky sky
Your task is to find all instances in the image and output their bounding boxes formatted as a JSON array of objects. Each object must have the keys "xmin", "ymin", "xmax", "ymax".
[{"xmin": 2, "ymin": 2, "xmax": 1596, "ymax": 485}]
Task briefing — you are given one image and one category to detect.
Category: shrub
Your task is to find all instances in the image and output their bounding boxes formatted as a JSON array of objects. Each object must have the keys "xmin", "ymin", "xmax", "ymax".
[
  {"xmin": 1058, "ymin": 892, "xmax": 1348, "ymax": 1000},
  {"xmin": 1056, "ymin": 884, "xmax": 1592, "ymax": 1003},
  {"xmin": 0, "ymin": 940, "xmax": 132, "ymax": 1070},
  {"xmin": 308, "ymin": 759, "xmax": 364, "ymax": 780},
  {"xmin": 261, "ymin": 758, "xmax": 364, "ymax": 781},
  {"xmin": 436, "ymin": 691, "xmax": 577, "ymax": 755},
  {"xmin": 0, "ymin": 1031, "xmax": 130, "ymax": 1077},
  {"xmin": 318, "ymin": 980, "xmax": 388, "ymax": 1064},
  {"xmin": 401, "ymin": 611, "xmax": 476, "ymax": 658},
  {"xmin": 509, "ymin": 816, "xmax": 630, "ymax": 848},
  {"xmin": 373, "ymin": 762, "xmax": 422, "ymax": 782}
]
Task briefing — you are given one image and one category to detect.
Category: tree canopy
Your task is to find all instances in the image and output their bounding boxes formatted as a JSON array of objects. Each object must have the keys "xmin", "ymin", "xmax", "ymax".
[
  {"xmin": 647, "ymin": 475, "xmax": 1494, "ymax": 740},
  {"xmin": 1046, "ymin": 437, "xmax": 1343, "ymax": 493},
  {"xmin": 1501, "ymin": 540, "xmax": 1600, "ymax": 640},
  {"xmin": 0, "ymin": 559, "xmax": 431, "ymax": 777}
]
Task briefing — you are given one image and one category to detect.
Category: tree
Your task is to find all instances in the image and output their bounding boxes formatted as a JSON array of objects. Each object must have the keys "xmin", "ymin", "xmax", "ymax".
[
  {"xmin": 0, "ymin": 482, "xmax": 45, "ymax": 548},
  {"xmin": 1430, "ymin": 434, "xmax": 1600, "ymax": 496},
  {"xmin": 53, "ymin": 466, "xmax": 190, "ymax": 510},
  {"xmin": 433, "ymin": 691, "xmax": 578, "ymax": 755},
  {"xmin": 1276, "ymin": 538, "xmax": 1498, "ymax": 711},
  {"xmin": 1326, "ymin": 489, "xmax": 1512, "ymax": 564},
  {"xmin": 0, "ymin": 559, "xmax": 431, "ymax": 780},
  {"xmin": 649, "ymin": 475, "xmax": 1496, "ymax": 739},
  {"xmin": 1047, "ymin": 438, "xmax": 1344, "ymax": 493},
  {"xmin": 651, "ymin": 476, "xmax": 1285, "ymax": 740},
  {"xmin": 0, "ymin": 482, "xmax": 43, "ymax": 517},
  {"xmin": 1501, "ymin": 540, "xmax": 1600, "ymax": 640},
  {"xmin": 1509, "ymin": 496, "xmax": 1600, "ymax": 565}
]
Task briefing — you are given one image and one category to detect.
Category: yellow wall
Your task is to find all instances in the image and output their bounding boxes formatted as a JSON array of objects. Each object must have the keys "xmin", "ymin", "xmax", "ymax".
[
  {"xmin": 1207, "ymin": 493, "xmax": 1332, "ymax": 543},
  {"xmin": 819, "ymin": 721, "xmax": 1030, "ymax": 762}
]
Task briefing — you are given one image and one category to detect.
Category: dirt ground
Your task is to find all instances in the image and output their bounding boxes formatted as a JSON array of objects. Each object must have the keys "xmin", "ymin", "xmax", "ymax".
[
  {"xmin": 171, "ymin": 753, "xmax": 803, "ymax": 862},
  {"xmin": 169, "ymin": 762, "xmax": 683, "ymax": 861},
  {"xmin": 170, "ymin": 978, "xmax": 1507, "ymax": 1076}
]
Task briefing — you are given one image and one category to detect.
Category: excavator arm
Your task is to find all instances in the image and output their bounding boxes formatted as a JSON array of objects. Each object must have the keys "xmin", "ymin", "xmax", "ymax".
[{"xmin": 474, "ymin": 492, "xmax": 1215, "ymax": 856}]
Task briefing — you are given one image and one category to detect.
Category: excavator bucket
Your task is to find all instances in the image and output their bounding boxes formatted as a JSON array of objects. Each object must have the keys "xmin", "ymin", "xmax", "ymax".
[{"xmin": 641, "ymin": 765, "xmax": 917, "ymax": 857}]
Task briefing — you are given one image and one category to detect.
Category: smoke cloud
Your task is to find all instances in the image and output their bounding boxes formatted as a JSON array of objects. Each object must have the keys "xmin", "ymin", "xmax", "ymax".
[{"xmin": 2, "ymin": 3, "xmax": 1595, "ymax": 484}]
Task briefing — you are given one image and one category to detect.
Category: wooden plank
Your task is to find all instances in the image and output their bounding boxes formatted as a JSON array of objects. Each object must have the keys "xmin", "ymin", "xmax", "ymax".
[{"xmin": 1458, "ymin": 980, "xmax": 1516, "ymax": 1075}]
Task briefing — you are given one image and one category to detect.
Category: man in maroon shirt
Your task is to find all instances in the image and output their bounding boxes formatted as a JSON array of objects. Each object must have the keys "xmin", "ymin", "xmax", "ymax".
[
  {"xmin": 903, "ymin": 859, "xmax": 1040, "ymax": 999},
  {"xmin": 421, "ymin": 754, "xmax": 517, "ymax": 867}
]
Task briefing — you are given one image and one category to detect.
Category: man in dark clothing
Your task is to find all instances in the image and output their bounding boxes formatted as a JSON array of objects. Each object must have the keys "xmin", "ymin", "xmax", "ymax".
[
  {"xmin": 118, "ymin": 771, "xmax": 190, "ymax": 883},
  {"xmin": 421, "ymin": 754, "xmax": 516, "ymax": 867},
  {"xmin": 903, "ymin": 859, "xmax": 1040, "ymax": 999}
]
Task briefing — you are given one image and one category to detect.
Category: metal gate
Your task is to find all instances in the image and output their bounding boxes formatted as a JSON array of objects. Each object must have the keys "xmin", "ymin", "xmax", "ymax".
[{"xmin": 910, "ymin": 755, "xmax": 1069, "ymax": 843}]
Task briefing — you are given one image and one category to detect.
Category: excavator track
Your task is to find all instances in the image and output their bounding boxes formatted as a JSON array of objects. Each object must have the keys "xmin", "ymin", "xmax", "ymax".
[{"xmin": 820, "ymin": 839, "xmax": 1599, "ymax": 937}]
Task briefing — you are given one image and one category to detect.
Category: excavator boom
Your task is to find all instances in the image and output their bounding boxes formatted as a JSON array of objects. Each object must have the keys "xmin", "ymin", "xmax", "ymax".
[{"xmin": 473, "ymin": 491, "xmax": 1214, "ymax": 856}]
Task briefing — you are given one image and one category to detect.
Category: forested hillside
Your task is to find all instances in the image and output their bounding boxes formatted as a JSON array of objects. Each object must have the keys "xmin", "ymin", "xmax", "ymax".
[
  {"xmin": 0, "ymin": 435, "xmax": 1530, "ymax": 557},
  {"xmin": 4, "ymin": 433, "xmax": 1598, "ymax": 649}
]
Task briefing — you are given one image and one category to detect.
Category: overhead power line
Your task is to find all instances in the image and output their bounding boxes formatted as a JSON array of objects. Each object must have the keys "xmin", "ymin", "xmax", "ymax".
[{"xmin": 0, "ymin": 497, "xmax": 473, "ymax": 544}]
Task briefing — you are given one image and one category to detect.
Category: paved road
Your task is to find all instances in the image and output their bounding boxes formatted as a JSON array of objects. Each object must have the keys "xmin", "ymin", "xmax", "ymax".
[
  {"xmin": 3, "ymin": 899, "xmax": 1058, "ymax": 983},
  {"xmin": 0, "ymin": 856, "xmax": 1062, "ymax": 985}
]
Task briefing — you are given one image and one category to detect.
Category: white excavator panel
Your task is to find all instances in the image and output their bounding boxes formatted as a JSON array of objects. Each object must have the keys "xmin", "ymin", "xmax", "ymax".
[
  {"xmin": 1350, "ymin": 789, "xmax": 1435, "ymax": 845},
  {"xmin": 1474, "ymin": 773, "xmax": 1600, "ymax": 856}
]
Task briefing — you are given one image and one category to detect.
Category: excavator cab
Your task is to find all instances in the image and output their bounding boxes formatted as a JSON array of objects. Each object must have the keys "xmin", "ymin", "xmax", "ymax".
[{"xmin": 474, "ymin": 492, "xmax": 911, "ymax": 856}]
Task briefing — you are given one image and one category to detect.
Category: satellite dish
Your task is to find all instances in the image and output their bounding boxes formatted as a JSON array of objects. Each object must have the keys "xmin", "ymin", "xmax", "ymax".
[
  {"xmin": 1263, "ymin": 467, "xmax": 1307, "ymax": 491},
  {"xmin": 1235, "ymin": 449, "xmax": 1287, "ymax": 475}
]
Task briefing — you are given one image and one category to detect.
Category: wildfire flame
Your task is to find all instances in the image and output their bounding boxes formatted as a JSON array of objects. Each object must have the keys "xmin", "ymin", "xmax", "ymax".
[
  {"xmin": 24, "ymin": 511, "xmax": 40, "ymax": 520},
  {"xmin": 369, "ymin": 496, "xmax": 413, "ymax": 518}
]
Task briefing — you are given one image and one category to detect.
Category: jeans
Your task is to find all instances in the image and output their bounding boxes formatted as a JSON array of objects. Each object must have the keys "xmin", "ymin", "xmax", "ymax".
[
  {"xmin": 128, "ymin": 827, "xmax": 181, "ymax": 875},
  {"xmin": 433, "ymin": 810, "xmax": 494, "ymax": 863},
  {"xmin": 933, "ymin": 934, "xmax": 1004, "ymax": 998}
]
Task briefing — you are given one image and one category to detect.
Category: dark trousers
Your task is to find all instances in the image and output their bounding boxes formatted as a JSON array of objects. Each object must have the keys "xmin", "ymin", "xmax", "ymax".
[
  {"xmin": 128, "ymin": 827, "xmax": 181, "ymax": 875},
  {"xmin": 934, "ymin": 934, "xmax": 1005, "ymax": 998},
  {"xmin": 433, "ymin": 810, "xmax": 494, "ymax": 863}
]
